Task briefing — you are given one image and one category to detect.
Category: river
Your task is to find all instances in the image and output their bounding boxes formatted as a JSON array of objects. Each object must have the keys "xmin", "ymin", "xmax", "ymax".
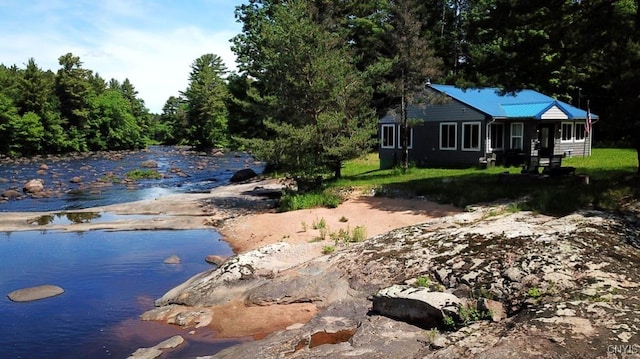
[{"xmin": 0, "ymin": 146, "xmax": 263, "ymax": 358}]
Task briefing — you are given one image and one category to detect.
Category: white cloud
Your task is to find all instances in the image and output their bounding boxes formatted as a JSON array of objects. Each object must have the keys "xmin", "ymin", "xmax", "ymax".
[
  {"xmin": 0, "ymin": 1, "xmax": 242, "ymax": 113},
  {"xmin": 82, "ymin": 25, "xmax": 239, "ymax": 113}
]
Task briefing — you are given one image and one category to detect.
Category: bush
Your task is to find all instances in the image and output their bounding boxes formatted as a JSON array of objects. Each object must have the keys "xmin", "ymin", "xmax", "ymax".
[
  {"xmin": 126, "ymin": 168, "xmax": 162, "ymax": 180},
  {"xmin": 279, "ymin": 191, "xmax": 342, "ymax": 212}
]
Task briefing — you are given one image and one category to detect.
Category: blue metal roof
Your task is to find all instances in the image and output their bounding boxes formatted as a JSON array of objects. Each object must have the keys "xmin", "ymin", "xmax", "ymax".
[{"xmin": 429, "ymin": 84, "xmax": 598, "ymax": 120}]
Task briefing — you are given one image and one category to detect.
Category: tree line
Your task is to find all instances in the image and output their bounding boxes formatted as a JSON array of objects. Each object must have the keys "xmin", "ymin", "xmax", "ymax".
[{"xmin": 2, "ymin": 0, "xmax": 639, "ymax": 178}]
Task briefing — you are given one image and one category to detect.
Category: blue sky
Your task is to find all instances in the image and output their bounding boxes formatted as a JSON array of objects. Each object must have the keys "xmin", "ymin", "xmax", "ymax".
[{"xmin": 0, "ymin": 0, "xmax": 243, "ymax": 113}]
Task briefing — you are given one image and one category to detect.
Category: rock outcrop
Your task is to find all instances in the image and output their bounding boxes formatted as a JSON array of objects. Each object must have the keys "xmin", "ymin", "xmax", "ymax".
[
  {"xmin": 229, "ymin": 168, "xmax": 257, "ymax": 183},
  {"xmin": 145, "ymin": 205, "xmax": 640, "ymax": 358}
]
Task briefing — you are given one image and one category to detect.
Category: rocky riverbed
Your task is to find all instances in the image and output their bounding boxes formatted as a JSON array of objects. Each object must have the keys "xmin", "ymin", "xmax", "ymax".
[{"xmin": 143, "ymin": 202, "xmax": 640, "ymax": 358}]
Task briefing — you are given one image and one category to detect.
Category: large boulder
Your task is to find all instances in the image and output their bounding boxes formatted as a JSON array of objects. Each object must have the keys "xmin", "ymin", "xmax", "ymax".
[
  {"xmin": 8, "ymin": 284, "xmax": 64, "ymax": 302},
  {"xmin": 23, "ymin": 179, "xmax": 44, "ymax": 194},
  {"xmin": 229, "ymin": 168, "xmax": 257, "ymax": 183},
  {"xmin": 372, "ymin": 284, "xmax": 462, "ymax": 327}
]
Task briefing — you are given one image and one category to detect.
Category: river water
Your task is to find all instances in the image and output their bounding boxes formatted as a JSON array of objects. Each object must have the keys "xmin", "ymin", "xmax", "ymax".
[{"xmin": 0, "ymin": 147, "xmax": 263, "ymax": 358}]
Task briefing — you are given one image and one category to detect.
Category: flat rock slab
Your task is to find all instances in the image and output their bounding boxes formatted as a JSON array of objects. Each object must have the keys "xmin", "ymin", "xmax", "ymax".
[{"xmin": 8, "ymin": 285, "xmax": 64, "ymax": 302}]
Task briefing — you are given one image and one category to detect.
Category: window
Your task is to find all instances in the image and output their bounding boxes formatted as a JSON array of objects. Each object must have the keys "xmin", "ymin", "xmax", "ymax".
[
  {"xmin": 561, "ymin": 122, "xmax": 573, "ymax": 142},
  {"xmin": 381, "ymin": 124, "xmax": 395, "ymax": 149},
  {"xmin": 462, "ymin": 122, "xmax": 481, "ymax": 151},
  {"xmin": 575, "ymin": 123, "xmax": 586, "ymax": 141},
  {"xmin": 397, "ymin": 125, "xmax": 413, "ymax": 149},
  {"xmin": 440, "ymin": 122, "xmax": 457, "ymax": 150},
  {"xmin": 510, "ymin": 123, "xmax": 523, "ymax": 150},
  {"xmin": 489, "ymin": 123, "xmax": 504, "ymax": 150}
]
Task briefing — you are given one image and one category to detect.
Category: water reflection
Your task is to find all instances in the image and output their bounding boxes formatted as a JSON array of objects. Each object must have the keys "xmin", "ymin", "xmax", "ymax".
[
  {"xmin": 30, "ymin": 212, "xmax": 102, "ymax": 225},
  {"xmin": 0, "ymin": 229, "xmax": 235, "ymax": 358}
]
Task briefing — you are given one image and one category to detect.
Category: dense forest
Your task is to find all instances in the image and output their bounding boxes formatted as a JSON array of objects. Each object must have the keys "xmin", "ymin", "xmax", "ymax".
[{"xmin": 1, "ymin": 0, "xmax": 639, "ymax": 177}]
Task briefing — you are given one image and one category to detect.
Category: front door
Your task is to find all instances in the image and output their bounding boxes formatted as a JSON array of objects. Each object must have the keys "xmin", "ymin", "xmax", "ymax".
[{"xmin": 537, "ymin": 124, "xmax": 554, "ymax": 157}]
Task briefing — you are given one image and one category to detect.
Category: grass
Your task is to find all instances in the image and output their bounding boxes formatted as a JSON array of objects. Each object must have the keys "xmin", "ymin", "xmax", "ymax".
[
  {"xmin": 279, "ymin": 190, "xmax": 341, "ymax": 212},
  {"xmin": 322, "ymin": 245, "xmax": 336, "ymax": 254},
  {"xmin": 326, "ymin": 148, "xmax": 639, "ymax": 216},
  {"xmin": 275, "ymin": 148, "xmax": 639, "ymax": 216}
]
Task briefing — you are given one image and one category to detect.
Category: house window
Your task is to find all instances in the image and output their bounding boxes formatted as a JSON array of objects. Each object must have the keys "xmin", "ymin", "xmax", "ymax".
[
  {"xmin": 561, "ymin": 122, "xmax": 573, "ymax": 142},
  {"xmin": 510, "ymin": 123, "xmax": 523, "ymax": 150},
  {"xmin": 489, "ymin": 123, "xmax": 504, "ymax": 150},
  {"xmin": 381, "ymin": 124, "xmax": 395, "ymax": 149},
  {"xmin": 397, "ymin": 125, "xmax": 413, "ymax": 149},
  {"xmin": 462, "ymin": 122, "xmax": 481, "ymax": 151},
  {"xmin": 575, "ymin": 123, "xmax": 586, "ymax": 141},
  {"xmin": 440, "ymin": 122, "xmax": 457, "ymax": 150}
]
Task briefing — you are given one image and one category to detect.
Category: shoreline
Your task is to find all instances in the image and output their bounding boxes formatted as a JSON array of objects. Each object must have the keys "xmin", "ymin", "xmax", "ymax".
[
  {"xmin": 0, "ymin": 178, "xmax": 462, "ymax": 353},
  {"xmin": 0, "ymin": 177, "xmax": 460, "ymax": 255}
]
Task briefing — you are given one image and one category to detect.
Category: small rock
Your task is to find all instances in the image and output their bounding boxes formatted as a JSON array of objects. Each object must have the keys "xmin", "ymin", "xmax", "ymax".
[
  {"xmin": 70, "ymin": 176, "xmax": 82, "ymax": 184},
  {"xmin": 128, "ymin": 335, "xmax": 184, "ymax": 359},
  {"xmin": 141, "ymin": 160, "xmax": 158, "ymax": 168},
  {"xmin": 163, "ymin": 255, "xmax": 181, "ymax": 264},
  {"xmin": 502, "ymin": 267, "xmax": 523, "ymax": 282},
  {"xmin": 39, "ymin": 163, "xmax": 49, "ymax": 170},
  {"xmin": 205, "ymin": 255, "xmax": 227, "ymax": 266},
  {"xmin": 155, "ymin": 335, "xmax": 184, "ymax": 349},
  {"xmin": 8, "ymin": 284, "xmax": 64, "ymax": 302},
  {"xmin": 2, "ymin": 189, "xmax": 21, "ymax": 199},
  {"xmin": 477, "ymin": 298, "xmax": 507, "ymax": 322},
  {"xmin": 128, "ymin": 347, "xmax": 162, "ymax": 359},
  {"xmin": 23, "ymin": 179, "xmax": 45, "ymax": 193},
  {"xmin": 431, "ymin": 336, "xmax": 449, "ymax": 349}
]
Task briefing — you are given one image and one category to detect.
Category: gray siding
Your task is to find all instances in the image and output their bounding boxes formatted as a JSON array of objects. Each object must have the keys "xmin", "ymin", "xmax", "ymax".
[{"xmin": 379, "ymin": 99, "xmax": 489, "ymax": 167}]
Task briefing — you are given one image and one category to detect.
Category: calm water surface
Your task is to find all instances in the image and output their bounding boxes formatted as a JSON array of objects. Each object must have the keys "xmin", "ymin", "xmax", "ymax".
[
  {"xmin": 0, "ymin": 230, "xmax": 238, "ymax": 358},
  {"xmin": 0, "ymin": 147, "xmax": 262, "ymax": 358}
]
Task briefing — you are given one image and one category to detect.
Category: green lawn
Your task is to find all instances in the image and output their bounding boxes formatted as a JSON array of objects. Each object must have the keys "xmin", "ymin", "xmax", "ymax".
[{"xmin": 321, "ymin": 148, "xmax": 639, "ymax": 216}]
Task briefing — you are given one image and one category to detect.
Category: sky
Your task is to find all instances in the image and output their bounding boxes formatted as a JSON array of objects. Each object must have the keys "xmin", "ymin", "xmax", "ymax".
[{"xmin": 0, "ymin": 0, "xmax": 243, "ymax": 113}]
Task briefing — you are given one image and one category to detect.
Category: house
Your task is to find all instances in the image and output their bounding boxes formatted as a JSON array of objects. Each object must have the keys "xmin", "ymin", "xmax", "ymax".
[{"xmin": 379, "ymin": 84, "xmax": 598, "ymax": 169}]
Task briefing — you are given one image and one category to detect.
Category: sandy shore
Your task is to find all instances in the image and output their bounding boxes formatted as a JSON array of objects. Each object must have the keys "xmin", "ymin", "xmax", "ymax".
[{"xmin": 0, "ymin": 178, "xmax": 460, "ymax": 255}]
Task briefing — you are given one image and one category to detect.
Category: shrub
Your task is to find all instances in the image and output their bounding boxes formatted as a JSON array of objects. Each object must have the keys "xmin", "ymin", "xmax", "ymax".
[
  {"xmin": 279, "ymin": 191, "xmax": 341, "ymax": 212},
  {"xmin": 351, "ymin": 225, "xmax": 367, "ymax": 242},
  {"xmin": 527, "ymin": 287, "xmax": 543, "ymax": 298},
  {"xmin": 126, "ymin": 168, "xmax": 162, "ymax": 180},
  {"xmin": 415, "ymin": 276, "xmax": 431, "ymax": 288},
  {"xmin": 322, "ymin": 245, "xmax": 336, "ymax": 254},
  {"xmin": 312, "ymin": 217, "xmax": 327, "ymax": 230}
]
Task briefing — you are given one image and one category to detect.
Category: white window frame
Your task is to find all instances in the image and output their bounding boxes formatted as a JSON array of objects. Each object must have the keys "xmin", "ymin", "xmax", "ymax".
[
  {"xmin": 440, "ymin": 122, "xmax": 457, "ymax": 150},
  {"xmin": 561, "ymin": 122, "xmax": 573, "ymax": 142},
  {"xmin": 510, "ymin": 122, "xmax": 524, "ymax": 150},
  {"xmin": 575, "ymin": 123, "xmax": 586, "ymax": 142},
  {"xmin": 397, "ymin": 126, "xmax": 414, "ymax": 149},
  {"xmin": 462, "ymin": 122, "xmax": 481, "ymax": 151},
  {"xmin": 381, "ymin": 124, "xmax": 395, "ymax": 149},
  {"xmin": 489, "ymin": 123, "xmax": 504, "ymax": 151}
]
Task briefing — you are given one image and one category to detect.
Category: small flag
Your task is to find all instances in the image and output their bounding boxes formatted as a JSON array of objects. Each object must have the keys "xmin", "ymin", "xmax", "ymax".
[{"xmin": 585, "ymin": 101, "xmax": 592, "ymax": 135}]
